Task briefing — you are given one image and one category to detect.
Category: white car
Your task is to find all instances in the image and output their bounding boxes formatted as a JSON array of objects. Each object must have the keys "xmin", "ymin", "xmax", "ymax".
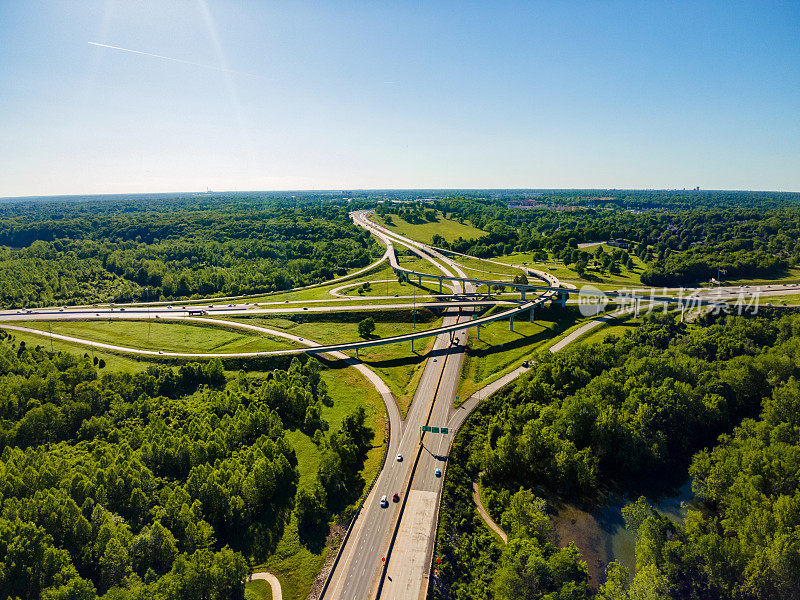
[
  {"xmin": 434, "ymin": 468, "xmax": 441, "ymax": 477},
  {"xmin": 396, "ymin": 454, "xmax": 403, "ymax": 462},
  {"xmin": 380, "ymin": 495, "xmax": 388, "ymax": 508}
]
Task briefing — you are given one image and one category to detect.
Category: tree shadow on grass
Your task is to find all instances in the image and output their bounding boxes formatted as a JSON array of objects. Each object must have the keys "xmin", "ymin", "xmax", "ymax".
[
  {"xmin": 467, "ymin": 317, "xmax": 581, "ymax": 360},
  {"xmin": 297, "ymin": 518, "xmax": 330, "ymax": 554}
]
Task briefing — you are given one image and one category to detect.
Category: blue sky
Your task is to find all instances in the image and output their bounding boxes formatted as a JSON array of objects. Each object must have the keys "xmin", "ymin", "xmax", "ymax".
[{"xmin": 1, "ymin": 1, "xmax": 798, "ymax": 196}]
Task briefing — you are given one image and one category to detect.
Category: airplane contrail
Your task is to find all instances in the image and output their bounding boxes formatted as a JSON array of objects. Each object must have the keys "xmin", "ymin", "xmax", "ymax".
[{"xmin": 88, "ymin": 41, "xmax": 259, "ymax": 77}]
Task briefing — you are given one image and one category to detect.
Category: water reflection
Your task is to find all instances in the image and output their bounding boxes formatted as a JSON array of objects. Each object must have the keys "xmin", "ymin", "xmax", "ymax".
[{"xmin": 550, "ymin": 478, "xmax": 695, "ymax": 587}]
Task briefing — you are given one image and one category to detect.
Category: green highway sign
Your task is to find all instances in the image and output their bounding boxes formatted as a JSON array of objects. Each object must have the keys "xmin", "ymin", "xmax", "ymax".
[{"xmin": 420, "ymin": 425, "xmax": 449, "ymax": 434}]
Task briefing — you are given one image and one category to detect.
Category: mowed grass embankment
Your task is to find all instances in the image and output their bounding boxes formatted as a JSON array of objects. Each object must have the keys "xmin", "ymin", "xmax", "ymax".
[
  {"xmin": 718, "ymin": 268, "xmax": 800, "ymax": 286},
  {"xmin": 457, "ymin": 305, "xmax": 581, "ymax": 401},
  {"xmin": 447, "ymin": 254, "xmax": 525, "ymax": 278},
  {"xmin": 335, "ymin": 278, "xmax": 453, "ymax": 299},
  {"xmin": 239, "ymin": 255, "xmax": 447, "ymax": 305},
  {"xmin": 371, "ymin": 211, "xmax": 485, "ymax": 244},
  {"xmin": 244, "ymin": 578, "xmax": 272, "ymax": 600},
  {"xmin": 1, "ymin": 327, "xmax": 146, "ymax": 372},
  {"xmin": 576, "ymin": 312, "xmax": 643, "ymax": 346},
  {"xmin": 17, "ymin": 319, "xmax": 302, "ymax": 354},
  {"xmin": 250, "ymin": 363, "xmax": 387, "ymax": 600}
]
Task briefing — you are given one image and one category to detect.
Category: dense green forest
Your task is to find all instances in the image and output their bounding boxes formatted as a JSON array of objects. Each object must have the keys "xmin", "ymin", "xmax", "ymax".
[
  {"xmin": 434, "ymin": 311, "xmax": 800, "ymax": 600},
  {"xmin": 0, "ymin": 334, "xmax": 373, "ymax": 600},
  {"xmin": 392, "ymin": 195, "xmax": 800, "ymax": 285},
  {"xmin": 0, "ymin": 195, "xmax": 380, "ymax": 307}
]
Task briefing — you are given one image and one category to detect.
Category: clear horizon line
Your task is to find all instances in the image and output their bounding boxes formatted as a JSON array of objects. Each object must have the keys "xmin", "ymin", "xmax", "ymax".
[{"xmin": 3, "ymin": 186, "xmax": 800, "ymax": 201}]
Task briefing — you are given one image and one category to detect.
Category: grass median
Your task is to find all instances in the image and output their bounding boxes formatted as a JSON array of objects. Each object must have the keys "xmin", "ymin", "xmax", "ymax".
[
  {"xmin": 17, "ymin": 319, "xmax": 301, "ymax": 354},
  {"xmin": 371, "ymin": 211, "xmax": 485, "ymax": 244}
]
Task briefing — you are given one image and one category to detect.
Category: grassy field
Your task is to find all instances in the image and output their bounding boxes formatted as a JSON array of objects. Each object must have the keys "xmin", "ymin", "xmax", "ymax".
[
  {"xmin": 456, "ymin": 306, "xmax": 581, "ymax": 401},
  {"xmin": 234, "ymin": 315, "xmax": 441, "ymax": 416},
  {"xmin": 244, "ymin": 579, "xmax": 272, "ymax": 600},
  {"xmin": 18, "ymin": 319, "xmax": 301, "ymax": 354},
  {"xmin": 2, "ymin": 327, "xmax": 147, "ymax": 372},
  {"xmin": 447, "ymin": 254, "xmax": 524, "ymax": 277},
  {"xmin": 754, "ymin": 294, "xmax": 800, "ymax": 306},
  {"xmin": 492, "ymin": 247, "xmax": 647, "ymax": 288},
  {"xmin": 395, "ymin": 255, "xmax": 449, "ymax": 276},
  {"xmin": 335, "ymin": 277, "xmax": 450, "ymax": 298},
  {"xmin": 236, "ymin": 255, "xmax": 446, "ymax": 305},
  {"xmin": 717, "ymin": 268, "xmax": 800, "ymax": 286},
  {"xmin": 371, "ymin": 211, "xmax": 485, "ymax": 244},
  {"xmin": 577, "ymin": 313, "xmax": 642, "ymax": 346},
  {"xmin": 249, "ymin": 365, "xmax": 387, "ymax": 600}
]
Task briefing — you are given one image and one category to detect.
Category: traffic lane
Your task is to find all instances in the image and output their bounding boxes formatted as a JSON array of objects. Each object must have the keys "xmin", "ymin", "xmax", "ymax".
[
  {"xmin": 336, "ymin": 351, "xmax": 452, "ymax": 600},
  {"xmin": 330, "ymin": 394, "xmax": 429, "ymax": 600},
  {"xmin": 413, "ymin": 328, "xmax": 466, "ymax": 494},
  {"xmin": 0, "ymin": 300, "xmax": 516, "ymax": 322},
  {"xmin": 336, "ymin": 467, "xmax": 407, "ymax": 600},
  {"xmin": 328, "ymin": 320, "xmax": 455, "ymax": 600},
  {"xmin": 378, "ymin": 320, "xmax": 467, "ymax": 599},
  {"xmin": 382, "ymin": 489, "xmax": 438, "ymax": 600}
]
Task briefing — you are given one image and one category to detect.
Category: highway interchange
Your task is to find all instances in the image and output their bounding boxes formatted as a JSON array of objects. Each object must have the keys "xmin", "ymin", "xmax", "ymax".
[{"xmin": 1, "ymin": 211, "xmax": 798, "ymax": 600}]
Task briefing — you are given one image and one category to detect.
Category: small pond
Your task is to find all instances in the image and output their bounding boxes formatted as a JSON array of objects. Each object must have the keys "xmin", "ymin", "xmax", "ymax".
[{"xmin": 550, "ymin": 479, "xmax": 695, "ymax": 587}]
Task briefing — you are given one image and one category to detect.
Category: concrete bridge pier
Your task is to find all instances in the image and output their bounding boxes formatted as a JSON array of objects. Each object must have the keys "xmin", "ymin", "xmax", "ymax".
[
  {"xmin": 521, "ymin": 289, "xmax": 526, "ymax": 301},
  {"xmin": 530, "ymin": 305, "xmax": 535, "ymax": 322},
  {"xmin": 635, "ymin": 298, "xmax": 640, "ymax": 317},
  {"xmin": 439, "ymin": 278, "xmax": 443, "ymax": 293},
  {"xmin": 680, "ymin": 302, "xmax": 686, "ymax": 322},
  {"xmin": 510, "ymin": 315, "xmax": 514, "ymax": 332}
]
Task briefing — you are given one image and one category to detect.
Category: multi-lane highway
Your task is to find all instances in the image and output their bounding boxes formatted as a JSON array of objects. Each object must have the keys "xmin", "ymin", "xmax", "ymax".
[
  {"xmin": 321, "ymin": 214, "xmax": 557, "ymax": 600},
  {"xmin": 323, "ymin": 212, "xmax": 478, "ymax": 600}
]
